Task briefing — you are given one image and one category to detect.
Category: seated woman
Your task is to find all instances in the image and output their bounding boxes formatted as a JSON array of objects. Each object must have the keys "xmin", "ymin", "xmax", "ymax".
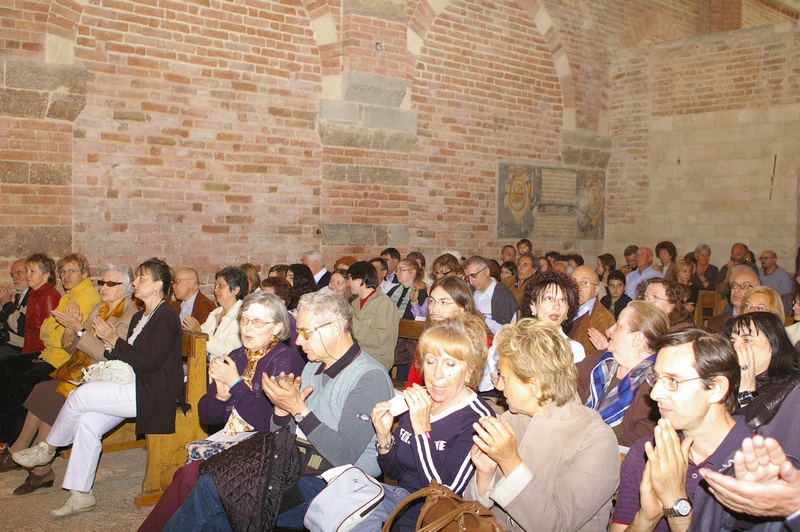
[
  {"xmin": 521, "ymin": 269, "xmax": 585, "ymax": 362},
  {"xmin": 637, "ymin": 278, "xmax": 693, "ymax": 329},
  {"xmin": 182, "ymin": 267, "xmax": 247, "ymax": 360},
  {"xmin": 261, "ymin": 276, "xmax": 298, "ymax": 348},
  {"xmin": 138, "ymin": 292, "xmax": 304, "ymax": 531},
  {"xmin": 465, "ymin": 319, "xmax": 620, "ymax": 531},
  {"xmin": 655, "ymin": 240, "xmax": 678, "ymax": 282},
  {"xmin": 327, "ymin": 268, "xmax": 355, "ymax": 303},
  {"xmin": 285, "ymin": 263, "xmax": 317, "ymax": 313},
  {"xmin": 239, "ymin": 263, "xmax": 261, "ymax": 296},
  {"xmin": 500, "ymin": 260, "xmax": 517, "ymax": 283},
  {"xmin": 691, "ymin": 243, "xmax": 718, "ymax": 291},
  {"xmin": 18, "ymin": 254, "xmax": 61, "ymax": 357},
  {"xmin": 576, "ymin": 301, "xmax": 670, "ymax": 447},
  {"xmin": 430, "ymin": 253, "xmax": 464, "ymax": 281},
  {"xmin": 362, "ymin": 313, "xmax": 495, "ymax": 531},
  {"xmin": 724, "ymin": 311, "xmax": 800, "ymax": 433},
  {"xmin": 389, "ymin": 259, "xmax": 430, "ymax": 381},
  {"xmin": 595, "ymin": 253, "xmax": 616, "ymax": 292},
  {"xmin": 740, "ymin": 285, "xmax": 785, "ymax": 321},
  {"xmin": 0, "ymin": 263, "xmax": 137, "ymax": 492},
  {"xmin": 12, "ymin": 258, "xmax": 183, "ymax": 518},
  {"xmin": 266, "ymin": 263, "xmax": 288, "ymax": 280},
  {"xmin": 674, "ymin": 258, "xmax": 699, "ymax": 313}
]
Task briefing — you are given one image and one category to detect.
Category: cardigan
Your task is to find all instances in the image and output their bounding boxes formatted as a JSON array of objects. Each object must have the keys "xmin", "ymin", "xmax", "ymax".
[
  {"xmin": 108, "ymin": 301, "xmax": 183, "ymax": 434},
  {"xmin": 201, "ymin": 299, "xmax": 243, "ymax": 359}
]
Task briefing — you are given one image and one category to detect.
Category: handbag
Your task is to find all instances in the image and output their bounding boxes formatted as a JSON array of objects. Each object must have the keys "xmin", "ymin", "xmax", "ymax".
[
  {"xmin": 81, "ymin": 360, "xmax": 136, "ymax": 385},
  {"xmin": 304, "ymin": 466, "xmax": 385, "ymax": 532},
  {"xmin": 51, "ymin": 350, "xmax": 95, "ymax": 397},
  {"xmin": 381, "ymin": 479, "xmax": 503, "ymax": 532}
]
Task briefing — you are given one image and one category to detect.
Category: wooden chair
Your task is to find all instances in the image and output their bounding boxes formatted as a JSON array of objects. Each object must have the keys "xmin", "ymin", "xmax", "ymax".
[
  {"xmin": 694, "ymin": 290, "xmax": 722, "ymax": 327},
  {"xmin": 135, "ymin": 330, "xmax": 209, "ymax": 506}
]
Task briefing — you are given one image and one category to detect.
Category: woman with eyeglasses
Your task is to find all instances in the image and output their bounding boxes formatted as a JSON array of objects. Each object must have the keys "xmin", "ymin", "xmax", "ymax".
[
  {"xmin": 181, "ymin": 266, "xmax": 247, "ymax": 360},
  {"xmin": 430, "ymin": 253, "xmax": 464, "ymax": 281},
  {"xmin": 576, "ymin": 301, "xmax": 670, "ymax": 447},
  {"xmin": 0, "ymin": 264, "xmax": 138, "ymax": 495},
  {"xmin": 740, "ymin": 286, "xmax": 784, "ymax": 321},
  {"xmin": 636, "ymin": 278, "xmax": 693, "ymax": 329},
  {"xmin": 138, "ymin": 292, "xmax": 304, "ymax": 531},
  {"xmin": 12, "ymin": 258, "xmax": 183, "ymax": 518},
  {"xmin": 521, "ymin": 269, "xmax": 586, "ymax": 362}
]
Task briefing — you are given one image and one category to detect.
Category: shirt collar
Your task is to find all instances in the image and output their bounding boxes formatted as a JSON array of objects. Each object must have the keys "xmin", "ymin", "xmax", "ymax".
[
  {"xmin": 575, "ymin": 297, "xmax": 597, "ymax": 319},
  {"xmin": 313, "ymin": 268, "xmax": 328, "ymax": 284},
  {"xmin": 317, "ymin": 340, "xmax": 362, "ymax": 378}
]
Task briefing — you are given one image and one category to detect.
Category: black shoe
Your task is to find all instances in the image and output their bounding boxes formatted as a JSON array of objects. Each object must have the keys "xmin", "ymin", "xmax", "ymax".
[
  {"xmin": 13, "ymin": 469, "xmax": 55, "ymax": 496},
  {"xmin": 0, "ymin": 448, "xmax": 21, "ymax": 472}
]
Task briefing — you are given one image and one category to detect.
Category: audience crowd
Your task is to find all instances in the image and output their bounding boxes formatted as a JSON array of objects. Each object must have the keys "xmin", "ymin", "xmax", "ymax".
[{"xmin": 0, "ymin": 240, "xmax": 799, "ymax": 531}]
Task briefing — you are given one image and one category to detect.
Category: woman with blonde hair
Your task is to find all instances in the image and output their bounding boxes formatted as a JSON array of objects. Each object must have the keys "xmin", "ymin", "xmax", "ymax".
[
  {"xmin": 466, "ymin": 319, "xmax": 620, "ymax": 531},
  {"xmin": 741, "ymin": 285, "xmax": 785, "ymax": 322}
]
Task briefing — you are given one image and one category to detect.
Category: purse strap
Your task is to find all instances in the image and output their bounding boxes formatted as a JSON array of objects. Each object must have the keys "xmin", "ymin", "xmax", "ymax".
[{"xmin": 381, "ymin": 480, "xmax": 449, "ymax": 532}]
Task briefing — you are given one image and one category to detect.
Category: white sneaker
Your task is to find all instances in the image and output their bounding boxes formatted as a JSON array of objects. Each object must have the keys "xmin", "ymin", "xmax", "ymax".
[
  {"xmin": 51, "ymin": 490, "xmax": 97, "ymax": 518},
  {"xmin": 12, "ymin": 441, "xmax": 55, "ymax": 468}
]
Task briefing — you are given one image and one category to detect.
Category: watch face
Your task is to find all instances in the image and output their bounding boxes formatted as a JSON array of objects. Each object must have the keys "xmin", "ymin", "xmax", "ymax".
[{"xmin": 675, "ymin": 499, "xmax": 692, "ymax": 516}]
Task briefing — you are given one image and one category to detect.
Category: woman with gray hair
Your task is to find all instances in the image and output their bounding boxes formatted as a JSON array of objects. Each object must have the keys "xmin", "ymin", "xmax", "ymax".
[
  {"xmin": 0, "ymin": 263, "xmax": 138, "ymax": 495},
  {"xmin": 692, "ymin": 243, "xmax": 718, "ymax": 290}
]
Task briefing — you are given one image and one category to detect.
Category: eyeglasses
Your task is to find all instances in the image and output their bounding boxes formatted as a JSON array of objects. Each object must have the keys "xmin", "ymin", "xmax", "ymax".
[
  {"xmin": 432, "ymin": 269, "xmax": 451, "ymax": 277},
  {"xmin": 465, "ymin": 267, "xmax": 487, "ymax": 280},
  {"xmin": 729, "ymin": 282, "xmax": 753, "ymax": 291},
  {"xmin": 576, "ymin": 280, "xmax": 598, "ymax": 287},
  {"xmin": 428, "ymin": 297, "xmax": 456, "ymax": 308},
  {"xmin": 59, "ymin": 269, "xmax": 80, "ymax": 276},
  {"xmin": 214, "ymin": 283, "xmax": 229, "ymax": 291},
  {"xmin": 642, "ymin": 293, "xmax": 668, "ymax": 303},
  {"xmin": 97, "ymin": 280, "xmax": 124, "ymax": 287},
  {"xmin": 645, "ymin": 371, "xmax": 704, "ymax": 392},
  {"xmin": 296, "ymin": 322, "xmax": 332, "ymax": 340},
  {"xmin": 172, "ymin": 278, "xmax": 193, "ymax": 285},
  {"xmin": 396, "ymin": 267, "xmax": 415, "ymax": 275},
  {"xmin": 743, "ymin": 303, "xmax": 769, "ymax": 312},
  {"xmin": 238, "ymin": 317, "xmax": 274, "ymax": 329}
]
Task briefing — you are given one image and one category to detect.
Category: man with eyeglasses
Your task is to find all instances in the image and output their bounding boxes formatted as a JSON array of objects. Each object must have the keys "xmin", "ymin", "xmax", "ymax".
[
  {"xmin": 568, "ymin": 265, "xmax": 616, "ymax": 354},
  {"xmin": 0, "ymin": 259, "xmax": 29, "ymax": 358},
  {"xmin": 706, "ymin": 266, "xmax": 761, "ymax": 333},
  {"xmin": 463, "ymin": 256, "xmax": 518, "ymax": 334},
  {"xmin": 170, "ymin": 267, "xmax": 216, "ymax": 325},
  {"xmin": 611, "ymin": 328, "xmax": 750, "ymax": 532},
  {"xmin": 346, "ymin": 261, "xmax": 399, "ymax": 372},
  {"xmin": 714, "ymin": 243, "xmax": 759, "ymax": 293},
  {"xmin": 758, "ymin": 250, "xmax": 792, "ymax": 297}
]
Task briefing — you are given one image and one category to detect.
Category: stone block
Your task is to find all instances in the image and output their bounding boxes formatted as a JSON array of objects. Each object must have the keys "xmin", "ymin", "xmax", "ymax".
[
  {"xmin": 0, "ymin": 89, "xmax": 48, "ymax": 118},
  {"xmin": 319, "ymin": 122, "xmax": 373, "ymax": 149},
  {"xmin": 6, "ymin": 60, "xmax": 86, "ymax": 94},
  {"xmin": 344, "ymin": 0, "xmax": 406, "ymax": 22},
  {"xmin": 370, "ymin": 129, "xmax": 417, "ymax": 153},
  {"xmin": 47, "ymin": 93, "xmax": 86, "ymax": 121},
  {"xmin": 319, "ymin": 100, "xmax": 361, "ymax": 124},
  {"xmin": 30, "ymin": 163, "xmax": 71, "ymax": 185},
  {"xmin": 561, "ymin": 144, "xmax": 581, "ymax": 166},
  {"xmin": 0, "ymin": 226, "xmax": 71, "ymax": 257},
  {"xmin": 0, "ymin": 161, "xmax": 30, "ymax": 183},
  {"xmin": 362, "ymin": 106, "xmax": 417, "ymax": 133},
  {"xmin": 322, "ymin": 223, "xmax": 375, "ymax": 245},
  {"xmin": 343, "ymin": 72, "xmax": 406, "ymax": 108},
  {"xmin": 321, "ymin": 163, "xmax": 408, "ymax": 185},
  {"xmin": 382, "ymin": 224, "xmax": 409, "ymax": 246}
]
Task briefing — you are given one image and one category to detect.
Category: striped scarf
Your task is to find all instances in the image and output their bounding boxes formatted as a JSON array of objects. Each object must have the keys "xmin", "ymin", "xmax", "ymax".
[
  {"xmin": 388, "ymin": 284, "xmax": 412, "ymax": 318},
  {"xmin": 585, "ymin": 351, "xmax": 655, "ymax": 426}
]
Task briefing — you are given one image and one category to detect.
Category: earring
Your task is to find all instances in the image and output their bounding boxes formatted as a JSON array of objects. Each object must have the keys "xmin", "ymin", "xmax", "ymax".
[{"xmin": 153, "ymin": 290, "xmax": 158, "ymax": 297}]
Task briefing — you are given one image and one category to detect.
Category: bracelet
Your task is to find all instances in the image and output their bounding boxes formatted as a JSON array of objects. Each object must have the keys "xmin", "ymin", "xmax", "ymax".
[{"xmin": 375, "ymin": 435, "xmax": 395, "ymax": 452}]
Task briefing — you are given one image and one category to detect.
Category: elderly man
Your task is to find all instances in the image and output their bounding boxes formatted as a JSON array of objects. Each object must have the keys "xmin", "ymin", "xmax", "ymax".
[
  {"xmin": 368, "ymin": 257, "xmax": 395, "ymax": 294},
  {"xmin": 0, "ymin": 253, "xmax": 100, "ymax": 443},
  {"xmin": 500, "ymin": 245, "xmax": 516, "ymax": 264},
  {"xmin": 611, "ymin": 328, "xmax": 749, "ymax": 532},
  {"xmin": 347, "ymin": 261, "xmax": 399, "ymax": 372},
  {"xmin": 758, "ymin": 250, "xmax": 792, "ymax": 296},
  {"xmin": 463, "ymin": 256, "xmax": 518, "ymax": 334},
  {"xmin": 0, "ymin": 259, "xmax": 29, "ymax": 358},
  {"xmin": 301, "ymin": 251, "xmax": 331, "ymax": 290},
  {"xmin": 706, "ymin": 265, "xmax": 761, "ymax": 333},
  {"xmin": 620, "ymin": 245, "xmax": 639, "ymax": 276},
  {"xmin": 568, "ymin": 265, "xmax": 616, "ymax": 355},
  {"xmin": 171, "ymin": 267, "xmax": 216, "ymax": 326},
  {"xmin": 164, "ymin": 290, "xmax": 394, "ymax": 530},
  {"xmin": 504, "ymin": 253, "xmax": 537, "ymax": 306},
  {"xmin": 624, "ymin": 247, "xmax": 663, "ymax": 300},
  {"xmin": 715, "ymin": 243, "xmax": 758, "ymax": 293}
]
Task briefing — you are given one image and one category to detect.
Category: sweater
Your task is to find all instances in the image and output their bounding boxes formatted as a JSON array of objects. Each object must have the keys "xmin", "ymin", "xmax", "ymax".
[
  {"xmin": 351, "ymin": 290, "xmax": 399, "ymax": 371},
  {"xmin": 201, "ymin": 299, "xmax": 243, "ymax": 359},
  {"xmin": 39, "ymin": 277, "xmax": 100, "ymax": 367}
]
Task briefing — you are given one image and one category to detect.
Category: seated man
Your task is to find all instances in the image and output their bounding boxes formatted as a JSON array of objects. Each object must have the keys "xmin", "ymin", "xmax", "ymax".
[
  {"xmin": 714, "ymin": 243, "xmax": 759, "ymax": 293},
  {"xmin": 569, "ymin": 265, "xmax": 616, "ymax": 355},
  {"xmin": 620, "ymin": 245, "xmax": 639, "ymax": 276},
  {"xmin": 301, "ymin": 250, "xmax": 331, "ymax": 291},
  {"xmin": 164, "ymin": 290, "xmax": 394, "ymax": 530},
  {"xmin": 347, "ymin": 261, "xmax": 399, "ymax": 372},
  {"xmin": 0, "ymin": 259, "xmax": 28, "ymax": 359},
  {"xmin": 706, "ymin": 266, "xmax": 761, "ymax": 333},
  {"xmin": 500, "ymin": 244, "xmax": 516, "ymax": 265},
  {"xmin": 504, "ymin": 253, "xmax": 537, "ymax": 307},
  {"xmin": 625, "ymin": 247, "xmax": 663, "ymax": 300},
  {"xmin": 171, "ymin": 267, "xmax": 216, "ymax": 326},
  {"xmin": 463, "ymin": 256, "xmax": 518, "ymax": 334},
  {"xmin": 611, "ymin": 327, "xmax": 750, "ymax": 532}
]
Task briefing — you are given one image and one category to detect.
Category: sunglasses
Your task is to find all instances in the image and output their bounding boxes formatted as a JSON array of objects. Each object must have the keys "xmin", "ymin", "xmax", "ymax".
[{"xmin": 97, "ymin": 280, "xmax": 124, "ymax": 287}]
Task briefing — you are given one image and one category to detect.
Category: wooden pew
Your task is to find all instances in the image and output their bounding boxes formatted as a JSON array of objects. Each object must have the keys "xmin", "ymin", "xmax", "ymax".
[
  {"xmin": 135, "ymin": 329, "xmax": 209, "ymax": 507},
  {"xmin": 398, "ymin": 318, "xmax": 425, "ymax": 342},
  {"xmin": 694, "ymin": 290, "xmax": 722, "ymax": 328}
]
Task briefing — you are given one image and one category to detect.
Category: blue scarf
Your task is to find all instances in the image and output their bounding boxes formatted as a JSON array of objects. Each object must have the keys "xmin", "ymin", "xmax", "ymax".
[{"xmin": 585, "ymin": 351, "xmax": 655, "ymax": 426}]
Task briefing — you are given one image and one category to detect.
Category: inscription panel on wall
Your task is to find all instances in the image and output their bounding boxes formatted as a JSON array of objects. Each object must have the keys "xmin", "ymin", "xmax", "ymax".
[{"xmin": 497, "ymin": 163, "xmax": 605, "ymax": 240}]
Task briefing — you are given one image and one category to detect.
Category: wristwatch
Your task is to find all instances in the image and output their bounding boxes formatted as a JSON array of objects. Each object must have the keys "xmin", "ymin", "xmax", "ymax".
[
  {"xmin": 737, "ymin": 390, "xmax": 759, "ymax": 407},
  {"xmin": 76, "ymin": 328, "xmax": 86, "ymax": 338},
  {"xmin": 294, "ymin": 408, "xmax": 311, "ymax": 424},
  {"xmin": 663, "ymin": 498, "xmax": 692, "ymax": 518}
]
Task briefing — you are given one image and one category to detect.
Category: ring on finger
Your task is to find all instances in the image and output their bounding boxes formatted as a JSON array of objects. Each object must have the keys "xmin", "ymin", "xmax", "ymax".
[{"xmin": 741, "ymin": 365, "xmax": 748, "ymax": 371}]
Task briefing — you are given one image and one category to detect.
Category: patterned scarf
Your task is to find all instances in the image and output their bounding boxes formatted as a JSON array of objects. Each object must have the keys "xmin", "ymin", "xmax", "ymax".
[
  {"xmin": 585, "ymin": 351, "xmax": 655, "ymax": 426},
  {"xmin": 224, "ymin": 338, "xmax": 279, "ymax": 435},
  {"xmin": 388, "ymin": 284, "xmax": 412, "ymax": 318}
]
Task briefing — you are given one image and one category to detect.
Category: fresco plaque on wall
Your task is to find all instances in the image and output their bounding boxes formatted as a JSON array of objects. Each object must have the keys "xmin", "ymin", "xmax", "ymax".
[{"xmin": 497, "ymin": 163, "xmax": 605, "ymax": 240}]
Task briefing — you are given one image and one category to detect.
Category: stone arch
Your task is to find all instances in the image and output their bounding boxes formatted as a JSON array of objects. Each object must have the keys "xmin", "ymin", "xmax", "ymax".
[{"xmin": 407, "ymin": 0, "xmax": 576, "ymax": 130}]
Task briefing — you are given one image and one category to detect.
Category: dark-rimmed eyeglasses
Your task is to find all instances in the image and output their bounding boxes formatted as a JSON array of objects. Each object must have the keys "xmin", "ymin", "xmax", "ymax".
[{"xmin": 97, "ymin": 280, "xmax": 124, "ymax": 287}]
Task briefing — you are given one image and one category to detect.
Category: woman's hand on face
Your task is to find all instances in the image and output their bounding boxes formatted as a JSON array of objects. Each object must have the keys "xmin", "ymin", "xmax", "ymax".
[
  {"xmin": 182, "ymin": 315, "xmax": 201, "ymax": 333},
  {"xmin": 92, "ymin": 317, "xmax": 118, "ymax": 346},
  {"xmin": 208, "ymin": 354, "xmax": 240, "ymax": 388},
  {"xmin": 736, "ymin": 342, "xmax": 757, "ymax": 392},
  {"xmin": 403, "ymin": 384, "xmax": 432, "ymax": 436},
  {"xmin": 472, "ymin": 417, "xmax": 521, "ymax": 477},
  {"xmin": 371, "ymin": 402, "xmax": 394, "ymax": 438},
  {"xmin": 588, "ymin": 327, "xmax": 610, "ymax": 351}
]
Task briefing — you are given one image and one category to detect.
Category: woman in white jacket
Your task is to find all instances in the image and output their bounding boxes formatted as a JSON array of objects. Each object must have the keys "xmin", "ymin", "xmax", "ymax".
[{"xmin": 182, "ymin": 267, "xmax": 246, "ymax": 359}]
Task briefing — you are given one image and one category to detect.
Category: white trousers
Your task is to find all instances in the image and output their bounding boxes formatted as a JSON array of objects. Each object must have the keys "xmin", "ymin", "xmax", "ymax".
[{"xmin": 47, "ymin": 381, "xmax": 137, "ymax": 492}]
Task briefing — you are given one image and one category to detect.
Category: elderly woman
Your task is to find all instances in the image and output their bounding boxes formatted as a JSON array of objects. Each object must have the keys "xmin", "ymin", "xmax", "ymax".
[
  {"xmin": 465, "ymin": 319, "xmax": 620, "ymax": 531},
  {"xmin": 522, "ymin": 269, "xmax": 585, "ymax": 362},
  {"xmin": 692, "ymin": 243, "xmax": 718, "ymax": 290},
  {"xmin": 576, "ymin": 301, "xmax": 670, "ymax": 447},
  {"xmin": 741, "ymin": 286, "xmax": 785, "ymax": 322},
  {"xmin": 363, "ymin": 314, "xmax": 495, "ymax": 530},
  {"xmin": 138, "ymin": 292, "xmax": 305, "ymax": 531},
  {"xmin": 637, "ymin": 278, "xmax": 693, "ymax": 329},
  {"xmin": 0, "ymin": 264, "xmax": 138, "ymax": 493},
  {"xmin": 430, "ymin": 253, "xmax": 464, "ymax": 281},
  {"xmin": 182, "ymin": 267, "xmax": 247, "ymax": 360},
  {"xmin": 13, "ymin": 258, "xmax": 183, "ymax": 518}
]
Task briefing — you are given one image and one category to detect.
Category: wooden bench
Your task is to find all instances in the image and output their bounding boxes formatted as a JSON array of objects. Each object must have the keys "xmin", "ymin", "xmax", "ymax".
[
  {"xmin": 695, "ymin": 290, "xmax": 723, "ymax": 327},
  {"xmin": 398, "ymin": 318, "xmax": 425, "ymax": 341},
  {"xmin": 135, "ymin": 329, "xmax": 209, "ymax": 506}
]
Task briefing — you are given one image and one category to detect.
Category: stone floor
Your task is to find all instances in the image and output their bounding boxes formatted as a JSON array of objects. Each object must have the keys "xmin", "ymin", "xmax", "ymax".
[{"xmin": 0, "ymin": 447, "xmax": 153, "ymax": 531}]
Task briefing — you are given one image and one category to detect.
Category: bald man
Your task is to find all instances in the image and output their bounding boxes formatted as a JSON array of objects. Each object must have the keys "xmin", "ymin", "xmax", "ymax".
[
  {"xmin": 706, "ymin": 266, "xmax": 761, "ymax": 333},
  {"xmin": 624, "ymin": 247, "xmax": 663, "ymax": 299},
  {"xmin": 170, "ymin": 267, "xmax": 216, "ymax": 326},
  {"xmin": 568, "ymin": 266, "xmax": 616, "ymax": 354}
]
